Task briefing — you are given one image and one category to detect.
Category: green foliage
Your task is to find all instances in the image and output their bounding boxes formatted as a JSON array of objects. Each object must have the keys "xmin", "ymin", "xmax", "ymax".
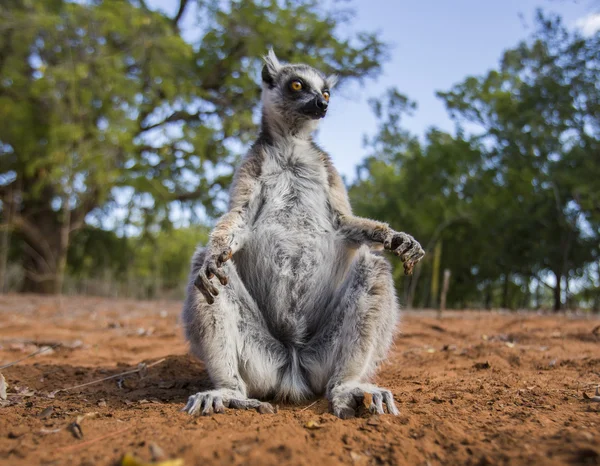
[
  {"xmin": 351, "ymin": 12, "xmax": 600, "ymax": 311},
  {"xmin": 65, "ymin": 225, "xmax": 208, "ymax": 298}
]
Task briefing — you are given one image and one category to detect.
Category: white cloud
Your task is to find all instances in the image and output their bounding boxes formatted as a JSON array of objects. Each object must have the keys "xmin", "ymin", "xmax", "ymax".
[{"xmin": 574, "ymin": 12, "xmax": 600, "ymax": 37}]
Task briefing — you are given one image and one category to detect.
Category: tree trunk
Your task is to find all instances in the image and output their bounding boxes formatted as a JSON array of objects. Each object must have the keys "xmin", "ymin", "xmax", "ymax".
[
  {"xmin": 430, "ymin": 241, "xmax": 442, "ymax": 308},
  {"xmin": 501, "ymin": 273, "xmax": 510, "ymax": 309},
  {"xmin": 438, "ymin": 269, "xmax": 451, "ymax": 319},
  {"xmin": 14, "ymin": 207, "xmax": 71, "ymax": 295},
  {"xmin": 484, "ymin": 283, "xmax": 492, "ymax": 310},
  {"xmin": 406, "ymin": 262, "xmax": 422, "ymax": 310},
  {"xmin": 20, "ymin": 238, "xmax": 69, "ymax": 294},
  {"xmin": 553, "ymin": 270, "xmax": 562, "ymax": 312}
]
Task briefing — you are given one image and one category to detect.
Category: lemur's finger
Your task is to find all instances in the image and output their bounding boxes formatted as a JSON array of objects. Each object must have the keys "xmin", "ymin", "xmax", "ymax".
[
  {"xmin": 406, "ymin": 246, "xmax": 425, "ymax": 263},
  {"xmin": 390, "ymin": 233, "xmax": 408, "ymax": 251},
  {"xmin": 395, "ymin": 240, "xmax": 413, "ymax": 258},
  {"xmin": 194, "ymin": 272, "xmax": 218, "ymax": 302},
  {"xmin": 207, "ymin": 263, "xmax": 228, "ymax": 285},
  {"xmin": 218, "ymin": 248, "xmax": 233, "ymax": 265},
  {"xmin": 199, "ymin": 287, "xmax": 215, "ymax": 304}
]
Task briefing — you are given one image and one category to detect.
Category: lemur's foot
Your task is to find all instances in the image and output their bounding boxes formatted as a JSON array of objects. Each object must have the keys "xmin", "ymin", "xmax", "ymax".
[
  {"xmin": 384, "ymin": 232, "xmax": 425, "ymax": 275},
  {"xmin": 182, "ymin": 389, "xmax": 275, "ymax": 416},
  {"xmin": 194, "ymin": 248, "xmax": 232, "ymax": 304},
  {"xmin": 329, "ymin": 383, "xmax": 399, "ymax": 419}
]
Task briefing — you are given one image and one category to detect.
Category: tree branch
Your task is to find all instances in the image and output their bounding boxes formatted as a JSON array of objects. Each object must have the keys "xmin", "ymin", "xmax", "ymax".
[
  {"xmin": 12, "ymin": 215, "xmax": 56, "ymax": 265},
  {"xmin": 171, "ymin": 186, "xmax": 205, "ymax": 202},
  {"xmin": 173, "ymin": 0, "xmax": 190, "ymax": 27},
  {"xmin": 139, "ymin": 110, "xmax": 210, "ymax": 133},
  {"xmin": 69, "ymin": 189, "xmax": 99, "ymax": 232}
]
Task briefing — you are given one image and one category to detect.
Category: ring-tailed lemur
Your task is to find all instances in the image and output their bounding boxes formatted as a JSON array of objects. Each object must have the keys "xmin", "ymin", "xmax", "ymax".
[{"xmin": 181, "ymin": 50, "xmax": 425, "ymax": 419}]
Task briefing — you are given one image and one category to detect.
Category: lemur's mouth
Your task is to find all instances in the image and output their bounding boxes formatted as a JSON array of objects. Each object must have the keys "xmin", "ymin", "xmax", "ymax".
[
  {"xmin": 301, "ymin": 98, "xmax": 328, "ymax": 119},
  {"xmin": 303, "ymin": 109, "xmax": 327, "ymax": 119}
]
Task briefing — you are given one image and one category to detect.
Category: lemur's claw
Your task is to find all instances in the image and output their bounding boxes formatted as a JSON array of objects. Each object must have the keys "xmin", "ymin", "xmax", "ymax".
[
  {"xmin": 219, "ymin": 248, "xmax": 232, "ymax": 264},
  {"xmin": 385, "ymin": 232, "xmax": 425, "ymax": 275},
  {"xmin": 194, "ymin": 249, "xmax": 232, "ymax": 304}
]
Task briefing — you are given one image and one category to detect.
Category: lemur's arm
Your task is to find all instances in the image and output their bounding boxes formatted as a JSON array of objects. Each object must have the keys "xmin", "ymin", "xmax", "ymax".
[
  {"xmin": 324, "ymin": 158, "xmax": 425, "ymax": 275},
  {"xmin": 195, "ymin": 152, "xmax": 262, "ymax": 302}
]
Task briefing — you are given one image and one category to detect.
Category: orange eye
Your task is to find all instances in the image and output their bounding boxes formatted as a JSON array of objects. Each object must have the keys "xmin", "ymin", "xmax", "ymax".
[
  {"xmin": 322, "ymin": 90, "xmax": 330, "ymax": 102},
  {"xmin": 290, "ymin": 80, "xmax": 303, "ymax": 91}
]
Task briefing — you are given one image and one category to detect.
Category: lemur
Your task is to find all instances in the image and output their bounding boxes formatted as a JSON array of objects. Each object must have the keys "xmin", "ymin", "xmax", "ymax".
[{"xmin": 181, "ymin": 50, "xmax": 425, "ymax": 419}]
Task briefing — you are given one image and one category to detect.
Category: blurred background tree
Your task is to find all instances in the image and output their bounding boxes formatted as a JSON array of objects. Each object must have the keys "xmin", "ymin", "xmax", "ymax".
[
  {"xmin": 0, "ymin": 0, "xmax": 386, "ymax": 294},
  {"xmin": 351, "ymin": 13, "xmax": 599, "ymax": 311},
  {"xmin": 0, "ymin": 2, "xmax": 598, "ymax": 310}
]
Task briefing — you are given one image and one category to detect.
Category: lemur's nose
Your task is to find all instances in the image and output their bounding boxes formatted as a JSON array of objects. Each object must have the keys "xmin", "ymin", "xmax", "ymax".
[{"xmin": 316, "ymin": 97, "xmax": 328, "ymax": 110}]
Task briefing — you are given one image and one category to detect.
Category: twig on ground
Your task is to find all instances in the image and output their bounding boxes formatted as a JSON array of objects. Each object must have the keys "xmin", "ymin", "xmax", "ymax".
[
  {"xmin": 0, "ymin": 344, "xmax": 60, "ymax": 370},
  {"xmin": 300, "ymin": 400, "xmax": 319, "ymax": 412},
  {"xmin": 56, "ymin": 426, "xmax": 132, "ymax": 453},
  {"xmin": 57, "ymin": 358, "xmax": 166, "ymax": 393}
]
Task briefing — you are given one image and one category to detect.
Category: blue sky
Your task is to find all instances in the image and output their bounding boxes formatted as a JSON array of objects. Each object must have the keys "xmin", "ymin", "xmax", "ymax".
[{"xmin": 148, "ymin": 0, "xmax": 600, "ymax": 180}]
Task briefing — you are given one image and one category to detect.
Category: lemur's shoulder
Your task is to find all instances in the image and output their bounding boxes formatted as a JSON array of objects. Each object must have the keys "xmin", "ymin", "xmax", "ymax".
[
  {"xmin": 310, "ymin": 140, "xmax": 353, "ymax": 215},
  {"xmin": 227, "ymin": 141, "xmax": 266, "ymax": 209}
]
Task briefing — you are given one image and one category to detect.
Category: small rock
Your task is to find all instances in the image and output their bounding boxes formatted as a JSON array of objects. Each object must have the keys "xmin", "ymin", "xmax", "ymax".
[
  {"xmin": 473, "ymin": 361, "xmax": 491, "ymax": 370},
  {"xmin": 366, "ymin": 416, "xmax": 380, "ymax": 426}
]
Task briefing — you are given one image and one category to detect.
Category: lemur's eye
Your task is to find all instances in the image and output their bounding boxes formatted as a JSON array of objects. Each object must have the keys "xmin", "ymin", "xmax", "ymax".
[
  {"xmin": 290, "ymin": 80, "xmax": 303, "ymax": 91},
  {"xmin": 322, "ymin": 90, "xmax": 330, "ymax": 102}
]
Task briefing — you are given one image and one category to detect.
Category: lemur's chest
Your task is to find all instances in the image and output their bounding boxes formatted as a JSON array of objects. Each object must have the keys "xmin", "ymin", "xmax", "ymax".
[{"xmin": 255, "ymin": 144, "xmax": 332, "ymax": 230}]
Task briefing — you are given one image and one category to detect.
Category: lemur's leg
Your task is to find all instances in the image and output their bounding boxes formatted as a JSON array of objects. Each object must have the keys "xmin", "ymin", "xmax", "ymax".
[
  {"xmin": 182, "ymin": 247, "xmax": 285, "ymax": 415},
  {"xmin": 301, "ymin": 245, "xmax": 400, "ymax": 419}
]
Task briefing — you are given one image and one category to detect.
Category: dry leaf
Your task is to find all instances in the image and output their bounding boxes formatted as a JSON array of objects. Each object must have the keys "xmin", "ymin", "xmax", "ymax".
[
  {"xmin": 305, "ymin": 420, "xmax": 322, "ymax": 429},
  {"xmin": 39, "ymin": 427, "xmax": 63, "ymax": 435},
  {"xmin": 68, "ymin": 422, "xmax": 84, "ymax": 439},
  {"xmin": 149, "ymin": 442, "xmax": 166, "ymax": 461},
  {"xmin": 121, "ymin": 452, "xmax": 184, "ymax": 466},
  {"xmin": 37, "ymin": 407, "xmax": 54, "ymax": 419},
  {"xmin": 76, "ymin": 412, "xmax": 100, "ymax": 424},
  {"xmin": 16, "ymin": 386, "xmax": 36, "ymax": 397},
  {"xmin": 0, "ymin": 372, "xmax": 7, "ymax": 400},
  {"xmin": 583, "ymin": 386, "xmax": 600, "ymax": 402}
]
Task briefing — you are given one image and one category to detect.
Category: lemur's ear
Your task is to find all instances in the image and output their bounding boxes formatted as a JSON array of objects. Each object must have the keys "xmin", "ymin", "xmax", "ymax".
[
  {"xmin": 262, "ymin": 48, "xmax": 281, "ymax": 88},
  {"xmin": 326, "ymin": 74, "xmax": 339, "ymax": 89}
]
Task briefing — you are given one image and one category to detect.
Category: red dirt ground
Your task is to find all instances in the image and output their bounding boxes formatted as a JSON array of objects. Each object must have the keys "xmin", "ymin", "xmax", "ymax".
[{"xmin": 0, "ymin": 294, "xmax": 599, "ymax": 466}]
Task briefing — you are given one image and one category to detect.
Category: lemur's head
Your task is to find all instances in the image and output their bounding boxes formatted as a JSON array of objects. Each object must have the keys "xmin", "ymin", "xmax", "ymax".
[{"xmin": 260, "ymin": 49, "xmax": 338, "ymax": 134}]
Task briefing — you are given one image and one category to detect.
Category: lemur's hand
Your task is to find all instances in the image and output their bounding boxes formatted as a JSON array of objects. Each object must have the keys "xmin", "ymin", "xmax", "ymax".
[
  {"xmin": 384, "ymin": 231, "xmax": 425, "ymax": 275},
  {"xmin": 194, "ymin": 248, "xmax": 232, "ymax": 304}
]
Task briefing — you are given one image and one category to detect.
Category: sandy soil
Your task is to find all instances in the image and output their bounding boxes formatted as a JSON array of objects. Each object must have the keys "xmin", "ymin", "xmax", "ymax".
[{"xmin": 0, "ymin": 294, "xmax": 599, "ymax": 466}]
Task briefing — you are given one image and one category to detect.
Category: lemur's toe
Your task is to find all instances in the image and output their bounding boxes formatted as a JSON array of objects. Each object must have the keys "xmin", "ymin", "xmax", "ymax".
[
  {"xmin": 257, "ymin": 402, "xmax": 276, "ymax": 414},
  {"xmin": 333, "ymin": 405, "xmax": 356, "ymax": 419}
]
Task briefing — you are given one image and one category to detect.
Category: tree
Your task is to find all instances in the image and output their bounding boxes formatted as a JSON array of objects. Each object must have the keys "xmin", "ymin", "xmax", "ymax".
[
  {"xmin": 0, "ymin": 0, "xmax": 387, "ymax": 293},
  {"xmin": 438, "ymin": 12, "xmax": 600, "ymax": 310}
]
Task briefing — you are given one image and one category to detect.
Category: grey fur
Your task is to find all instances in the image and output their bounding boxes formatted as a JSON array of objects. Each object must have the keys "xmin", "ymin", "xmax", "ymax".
[{"xmin": 181, "ymin": 51, "xmax": 425, "ymax": 418}]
